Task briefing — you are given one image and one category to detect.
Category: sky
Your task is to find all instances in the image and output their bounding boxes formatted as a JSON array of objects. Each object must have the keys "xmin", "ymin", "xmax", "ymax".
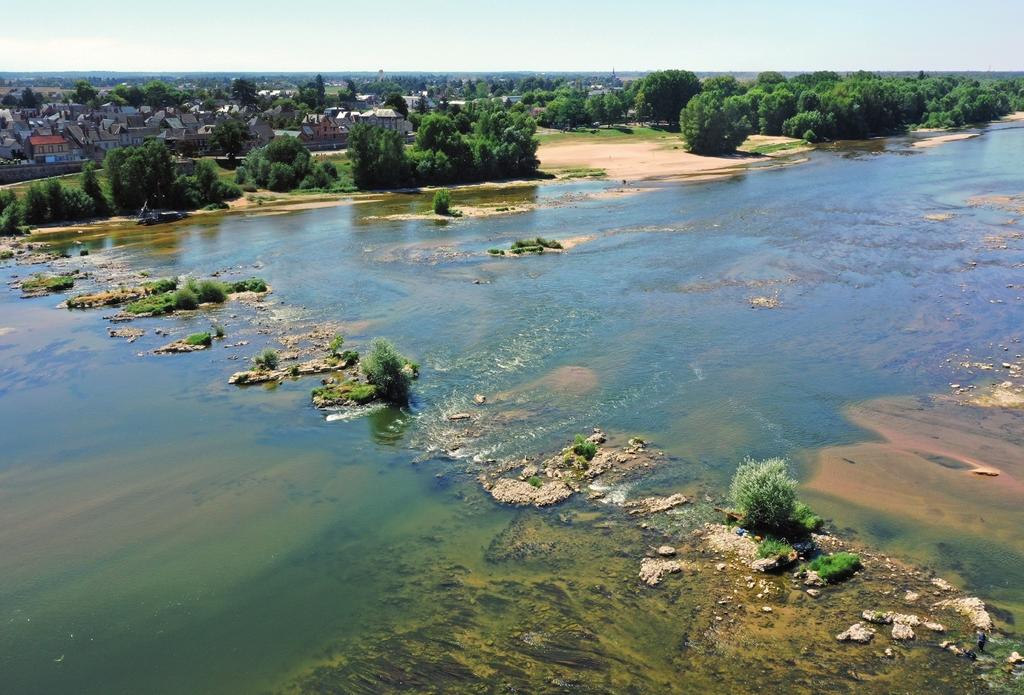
[{"xmin": 4, "ymin": 0, "xmax": 1022, "ymax": 74}]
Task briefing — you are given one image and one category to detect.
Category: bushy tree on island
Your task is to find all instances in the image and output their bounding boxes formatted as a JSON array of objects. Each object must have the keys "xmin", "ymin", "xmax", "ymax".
[{"xmin": 680, "ymin": 92, "xmax": 752, "ymax": 155}]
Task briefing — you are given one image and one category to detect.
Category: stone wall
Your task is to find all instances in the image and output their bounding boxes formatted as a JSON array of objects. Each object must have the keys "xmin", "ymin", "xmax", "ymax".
[{"xmin": 0, "ymin": 161, "xmax": 85, "ymax": 185}]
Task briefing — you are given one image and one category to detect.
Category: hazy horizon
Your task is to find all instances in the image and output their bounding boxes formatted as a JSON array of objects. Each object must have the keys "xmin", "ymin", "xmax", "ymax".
[{"xmin": 5, "ymin": 0, "xmax": 1022, "ymax": 74}]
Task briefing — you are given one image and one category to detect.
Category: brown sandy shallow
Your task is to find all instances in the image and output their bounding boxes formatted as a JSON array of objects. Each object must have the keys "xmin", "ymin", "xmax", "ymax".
[{"xmin": 805, "ymin": 397, "xmax": 1024, "ymax": 561}]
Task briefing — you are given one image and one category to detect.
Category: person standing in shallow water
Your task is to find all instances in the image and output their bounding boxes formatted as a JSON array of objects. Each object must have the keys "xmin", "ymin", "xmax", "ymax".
[{"xmin": 977, "ymin": 631, "xmax": 987, "ymax": 652}]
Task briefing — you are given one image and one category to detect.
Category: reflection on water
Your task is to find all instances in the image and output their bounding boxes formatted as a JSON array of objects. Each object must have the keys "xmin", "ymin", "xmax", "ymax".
[{"xmin": 2, "ymin": 123, "xmax": 1024, "ymax": 693}]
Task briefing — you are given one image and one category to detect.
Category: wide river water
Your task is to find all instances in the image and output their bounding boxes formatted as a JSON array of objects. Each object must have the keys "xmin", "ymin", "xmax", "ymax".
[{"xmin": 2, "ymin": 124, "xmax": 1023, "ymax": 694}]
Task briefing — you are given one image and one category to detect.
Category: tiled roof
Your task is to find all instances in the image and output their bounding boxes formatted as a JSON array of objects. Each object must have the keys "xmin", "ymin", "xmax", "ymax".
[{"xmin": 28, "ymin": 134, "xmax": 66, "ymax": 145}]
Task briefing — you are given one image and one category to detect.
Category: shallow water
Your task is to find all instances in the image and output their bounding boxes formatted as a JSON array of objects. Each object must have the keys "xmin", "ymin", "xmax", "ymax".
[{"xmin": 2, "ymin": 124, "xmax": 1024, "ymax": 693}]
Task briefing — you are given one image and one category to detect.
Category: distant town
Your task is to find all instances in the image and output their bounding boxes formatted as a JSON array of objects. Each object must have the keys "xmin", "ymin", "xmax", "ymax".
[{"xmin": 0, "ymin": 72, "xmax": 629, "ymax": 183}]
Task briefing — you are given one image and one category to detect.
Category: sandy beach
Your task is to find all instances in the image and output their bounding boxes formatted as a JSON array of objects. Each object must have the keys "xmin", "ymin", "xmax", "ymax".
[
  {"xmin": 911, "ymin": 132, "xmax": 980, "ymax": 148},
  {"xmin": 537, "ymin": 139, "xmax": 768, "ymax": 181}
]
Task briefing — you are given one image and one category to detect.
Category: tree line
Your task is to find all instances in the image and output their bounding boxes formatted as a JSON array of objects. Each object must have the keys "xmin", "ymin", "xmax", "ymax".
[{"xmin": 0, "ymin": 142, "xmax": 242, "ymax": 233}]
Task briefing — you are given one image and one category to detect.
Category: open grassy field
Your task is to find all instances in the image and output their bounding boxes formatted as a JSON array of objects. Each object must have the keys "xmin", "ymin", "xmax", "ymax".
[{"xmin": 536, "ymin": 125, "xmax": 680, "ymax": 146}]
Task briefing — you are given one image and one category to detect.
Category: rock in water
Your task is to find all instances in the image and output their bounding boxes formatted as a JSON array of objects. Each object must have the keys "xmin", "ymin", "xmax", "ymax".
[
  {"xmin": 657, "ymin": 545, "xmax": 677, "ymax": 557},
  {"xmin": 934, "ymin": 597, "xmax": 994, "ymax": 631},
  {"xmin": 639, "ymin": 557, "xmax": 683, "ymax": 587},
  {"xmin": 836, "ymin": 623, "xmax": 875, "ymax": 643},
  {"xmin": 488, "ymin": 478, "xmax": 573, "ymax": 507},
  {"xmin": 891, "ymin": 623, "xmax": 915, "ymax": 640},
  {"xmin": 804, "ymin": 571, "xmax": 826, "ymax": 587}
]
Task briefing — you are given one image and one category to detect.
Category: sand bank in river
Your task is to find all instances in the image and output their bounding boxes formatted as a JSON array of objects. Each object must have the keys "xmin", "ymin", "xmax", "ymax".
[
  {"xmin": 538, "ymin": 139, "xmax": 768, "ymax": 181},
  {"xmin": 911, "ymin": 133, "xmax": 980, "ymax": 149},
  {"xmin": 805, "ymin": 396, "xmax": 1024, "ymax": 542}
]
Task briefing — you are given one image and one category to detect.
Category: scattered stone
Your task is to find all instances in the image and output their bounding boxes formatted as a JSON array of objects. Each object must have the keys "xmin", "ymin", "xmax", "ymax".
[
  {"xmin": 154, "ymin": 340, "xmax": 208, "ymax": 354},
  {"xmin": 107, "ymin": 327, "xmax": 144, "ymax": 343},
  {"xmin": 639, "ymin": 557, "xmax": 684, "ymax": 587},
  {"xmin": 700, "ymin": 524, "xmax": 758, "ymax": 563},
  {"xmin": 761, "ymin": 606, "xmax": 773, "ymax": 613},
  {"xmin": 804, "ymin": 571, "xmax": 826, "ymax": 587},
  {"xmin": 473, "ymin": 394, "xmax": 487, "ymax": 405},
  {"xmin": 488, "ymin": 478, "xmax": 573, "ymax": 508},
  {"xmin": 883, "ymin": 647, "xmax": 895, "ymax": 658},
  {"xmin": 1008, "ymin": 651, "xmax": 1024, "ymax": 665},
  {"xmin": 715, "ymin": 563, "xmax": 727, "ymax": 572},
  {"xmin": 922, "ymin": 622, "xmax": 946, "ymax": 633},
  {"xmin": 904, "ymin": 591, "xmax": 920, "ymax": 603},
  {"xmin": 806, "ymin": 589, "xmax": 821, "ymax": 598},
  {"xmin": 837, "ymin": 623, "xmax": 875, "ymax": 644},
  {"xmin": 751, "ymin": 550, "xmax": 797, "ymax": 573},
  {"xmin": 930, "ymin": 577, "xmax": 955, "ymax": 592},
  {"xmin": 448, "ymin": 412, "xmax": 473, "ymax": 421},
  {"xmin": 656, "ymin": 545, "xmax": 677, "ymax": 557}
]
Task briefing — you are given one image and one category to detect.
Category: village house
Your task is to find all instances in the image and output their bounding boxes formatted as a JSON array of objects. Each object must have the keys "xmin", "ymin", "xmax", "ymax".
[
  {"xmin": 24, "ymin": 133, "xmax": 79, "ymax": 164},
  {"xmin": 298, "ymin": 114, "xmax": 348, "ymax": 150}
]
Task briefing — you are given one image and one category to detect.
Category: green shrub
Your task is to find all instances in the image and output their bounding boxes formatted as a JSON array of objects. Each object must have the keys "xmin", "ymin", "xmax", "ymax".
[
  {"xmin": 328, "ymin": 334, "xmax": 345, "ymax": 357},
  {"xmin": 792, "ymin": 501, "xmax": 824, "ymax": 533},
  {"xmin": 572, "ymin": 434, "xmax": 598, "ymax": 461},
  {"xmin": 487, "ymin": 248, "xmax": 505, "ymax": 255},
  {"xmin": 213, "ymin": 324, "xmax": 225, "ymax": 339},
  {"xmin": 528, "ymin": 476, "xmax": 543, "ymax": 488},
  {"xmin": 807, "ymin": 552, "xmax": 861, "ymax": 584},
  {"xmin": 729, "ymin": 457, "xmax": 797, "ymax": 533},
  {"xmin": 361, "ymin": 338, "xmax": 412, "ymax": 404},
  {"xmin": 21, "ymin": 274, "xmax": 76, "ymax": 292},
  {"xmin": 252, "ymin": 348, "xmax": 279, "ymax": 371},
  {"xmin": 227, "ymin": 278, "xmax": 268, "ymax": 293},
  {"xmin": 184, "ymin": 332, "xmax": 212, "ymax": 346},
  {"xmin": 512, "ymin": 237, "xmax": 562, "ymax": 250},
  {"xmin": 311, "ymin": 380, "xmax": 378, "ymax": 406},
  {"xmin": 757, "ymin": 537, "xmax": 794, "ymax": 559},
  {"xmin": 125, "ymin": 292, "xmax": 177, "ymax": 315},
  {"xmin": 79, "ymin": 248, "xmax": 89, "ymax": 256},
  {"xmin": 194, "ymin": 280, "xmax": 227, "ymax": 304},
  {"xmin": 142, "ymin": 277, "xmax": 178, "ymax": 294},
  {"xmin": 0, "ymin": 249, "xmax": 13, "ymax": 260},
  {"xmin": 173, "ymin": 287, "xmax": 199, "ymax": 310},
  {"xmin": 289, "ymin": 365, "xmax": 300, "ymax": 377},
  {"xmin": 433, "ymin": 188, "xmax": 452, "ymax": 215},
  {"xmin": 340, "ymin": 349, "xmax": 359, "ymax": 364}
]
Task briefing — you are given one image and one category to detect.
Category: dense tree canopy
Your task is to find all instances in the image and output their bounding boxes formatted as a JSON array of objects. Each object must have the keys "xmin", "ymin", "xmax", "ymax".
[
  {"xmin": 237, "ymin": 135, "xmax": 341, "ymax": 192},
  {"xmin": 105, "ymin": 140, "xmax": 239, "ymax": 211},
  {"xmin": 349, "ymin": 103, "xmax": 538, "ymax": 189},
  {"xmin": 679, "ymin": 71, "xmax": 1022, "ymax": 153},
  {"xmin": 210, "ymin": 119, "xmax": 250, "ymax": 161}
]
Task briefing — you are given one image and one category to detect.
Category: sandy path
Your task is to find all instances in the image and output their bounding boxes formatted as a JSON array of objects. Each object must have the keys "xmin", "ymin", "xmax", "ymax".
[{"xmin": 538, "ymin": 140, "xmax": 765, "ymax": 181}]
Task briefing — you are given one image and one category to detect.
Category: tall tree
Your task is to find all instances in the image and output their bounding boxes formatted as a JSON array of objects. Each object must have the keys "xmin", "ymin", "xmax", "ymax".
[
  {"xmin": 231, "ymin": 78, "xmax": 259, "ymax": 107},
  {"xmin": 635, "ymin": 70, "xmax": 701, "ymax": 125},
  {"xmin": 72, "ymin": 80, "xmax": 98, "ymax": 105},
  {"xmin": 383, "ymin": 93, "xmax": 410, "ymax": 118},
  {"xmin": 81, "ymin": 162, "xmax": 110, "ymax": 216},
  {"xmin": 210, "ymin": 119, "xmax": 250, "ymax": 161}
]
